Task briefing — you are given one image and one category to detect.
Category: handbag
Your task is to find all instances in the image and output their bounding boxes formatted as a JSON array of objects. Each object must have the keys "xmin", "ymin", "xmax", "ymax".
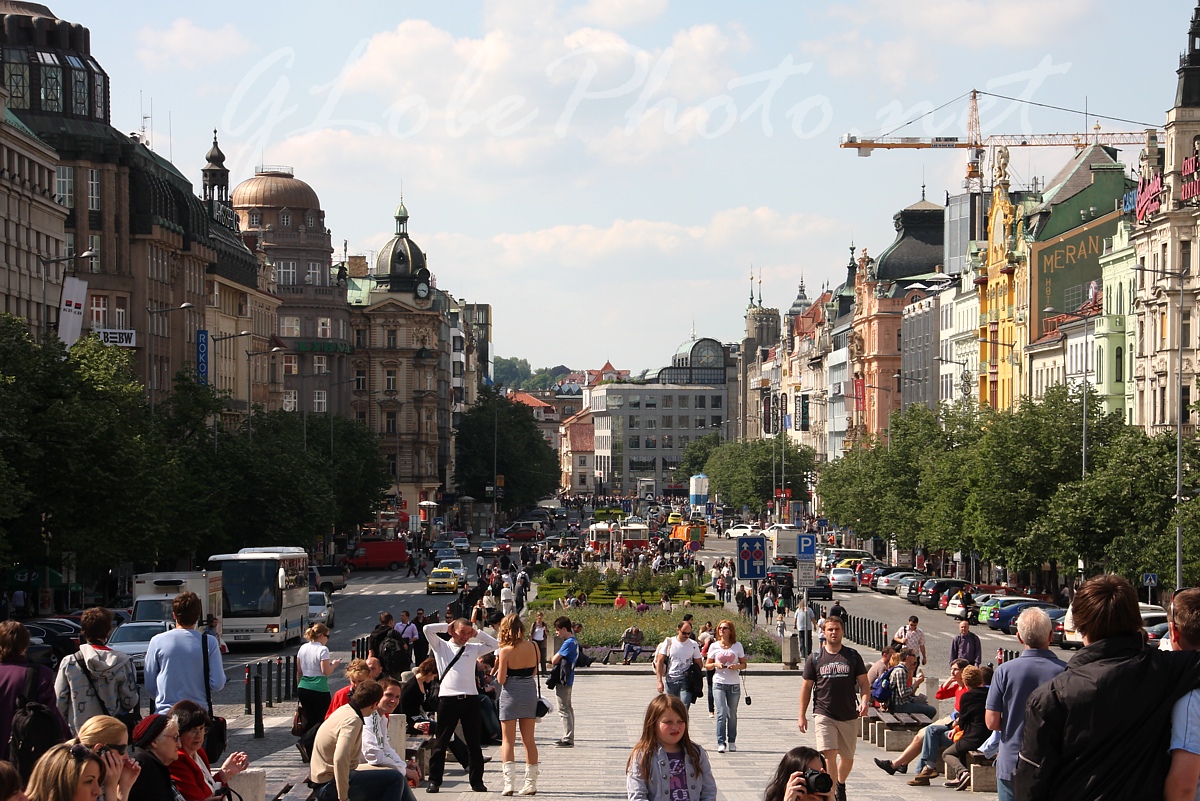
[
  {"xmin": 74, "ymin": 652, "xmax": 143, "ymax": 735},
  {"xmin": 534, "ymin": 665, "xmax": 550, "ymax": 718},
  {"xmin": 202, "ymin": 632, "xmax": 228, "ymax": 762},
  {"xmin": 741, "ymin": 672, "xmax": 752, "ymax": 706},
  {"xmin": 290, "ymin": 702, "xmax": 308, "ymax": 737},
  {"xmin": 669, "ymin": 637, "xmax": 704, "ymax": 699}
]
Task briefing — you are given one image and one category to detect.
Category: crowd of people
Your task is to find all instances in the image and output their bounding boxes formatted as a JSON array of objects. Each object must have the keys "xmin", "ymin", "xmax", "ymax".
[{"xmin": 0, "ymin": 592, "xmax": 247, "ymax": 801}]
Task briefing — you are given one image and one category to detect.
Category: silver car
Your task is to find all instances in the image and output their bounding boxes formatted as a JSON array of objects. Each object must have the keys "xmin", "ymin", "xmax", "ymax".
[
  {"xmin": 308, "ymin": 591, "xmax": 335, "ymax": 628},
  {"xmin": 107, "ymin": 621, "xmax": 170, "ymax": 683},
  {"xmin": 829, "ymin": 567, "xmax": 858, "ymax": 592}
]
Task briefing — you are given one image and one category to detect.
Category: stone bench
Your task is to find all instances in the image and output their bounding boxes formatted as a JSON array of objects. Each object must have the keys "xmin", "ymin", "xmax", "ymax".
[{"xmin": 271, "ymin": 769, "xmax": 316, "ymax": 801}]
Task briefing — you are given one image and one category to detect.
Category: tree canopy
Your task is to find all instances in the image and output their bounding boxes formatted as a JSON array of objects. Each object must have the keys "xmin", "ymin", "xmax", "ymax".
[{"xmin": 454, "ymin": 388, "xmax": 559, "ymax": 511}]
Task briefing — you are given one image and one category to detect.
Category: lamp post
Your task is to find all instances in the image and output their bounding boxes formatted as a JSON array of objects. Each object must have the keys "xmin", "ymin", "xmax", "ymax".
[
  {"xmin": 245, "ymin": 346, "xmax": 284, "ymax": 439},
  {"xmin": 209, "ymin": 331, "xmax": 252, "ymax": 450},
  {"xmin": 1134, "ymin": 264, "xmax": 1188, "ymax": 590},
  {"xmin": 37, "ymin": 249, "xmax": 94, "ymax": 342},
  {"xmin": 1044, "ymin": 307, "xmax": 1094, "ymax": 478},
  {"xmin": 146, "ymin": 302, "xmax": 195, "ymax": 416},
  {"xmin": 935, "ymin": 356, "xmax": 972, "ymax": 401}
]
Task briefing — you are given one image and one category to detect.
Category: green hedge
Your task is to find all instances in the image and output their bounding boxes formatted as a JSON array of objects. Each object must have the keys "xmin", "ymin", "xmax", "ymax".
[
  {"xmin": 530, "ymin": 581, "xmax": 720, "ymax": 608},
  {"xmin": 532, "ymin": 606, "xmax": 780, "ymax": 661}
]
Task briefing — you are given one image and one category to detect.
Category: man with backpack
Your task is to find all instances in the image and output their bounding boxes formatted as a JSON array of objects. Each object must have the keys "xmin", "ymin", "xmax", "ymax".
[{"xmin": 0, "ymin": 620, "xmax": 69, "ymax": 779}]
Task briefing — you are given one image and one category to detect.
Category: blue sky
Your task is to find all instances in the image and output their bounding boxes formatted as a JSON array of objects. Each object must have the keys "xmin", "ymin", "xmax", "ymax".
[{"xmin": 52, "ymin": 0, "xmax": 1190, "ymax": 372}]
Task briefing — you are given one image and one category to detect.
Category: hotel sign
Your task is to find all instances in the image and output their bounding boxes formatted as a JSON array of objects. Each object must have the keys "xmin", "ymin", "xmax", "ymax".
[
  {"xmin": 1184, "ymin": 155, "xmax": 1200, "ymax": 204},
  {"xmin": 1136, "ymin": 172, "xmax": 1163, "ymax": 223}
]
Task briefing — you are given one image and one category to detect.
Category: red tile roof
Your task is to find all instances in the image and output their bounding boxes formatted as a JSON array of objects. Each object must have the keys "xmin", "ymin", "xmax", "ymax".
[{"xmin": 512, "ymin": 392, "xmax": 554, "ymax": 409}]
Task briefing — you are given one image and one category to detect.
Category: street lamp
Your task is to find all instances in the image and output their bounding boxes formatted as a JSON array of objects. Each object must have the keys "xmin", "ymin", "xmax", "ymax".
[
  {"xmin": 935, "ymin": 356, "xmax": 973, "ymax": 401},
  {"xmin": 146, "ymin": 302, "xmax": 195, "ymax": 416},
  {"xmin": 1044, "ymin": 307, "xmax": 1093, "ymax": 478},
  {"xmin": 1135, "ymin": 264, "xmax": 1188, "ymax": 590},
  {"xmin": 245, "ymin": 346, "xmax": 284, "ymax": 439},
  {"xmin": 37, "ymin": 249, "xmax": 94, "ymax": 341}
]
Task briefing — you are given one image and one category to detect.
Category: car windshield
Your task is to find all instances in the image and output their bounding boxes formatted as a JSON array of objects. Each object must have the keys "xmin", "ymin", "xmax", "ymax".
[
  {"xmin": 431, "ymin": 569, "xmax": 453, "ymax": 577},
  {"xmin": 308, "ymin": 593, "xmax": 327, "ymax": 606},
  {"xmin": 109, "ymin": 625, "xmax": 164, "ymax": 644},
  {"xmin": 441, "ymin": 559, "xmax": 463, "ymax": 570}
]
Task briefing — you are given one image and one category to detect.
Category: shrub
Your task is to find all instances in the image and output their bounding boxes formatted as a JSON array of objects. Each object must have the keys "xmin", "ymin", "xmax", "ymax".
[
  {"xmin": 629, "ymin": 566, "xmax": 656, "ymax": 600},
  {"xmin": 604, "ymin": 568, "xmax": 623, "ymax": 596},
  {"xmin": 657, "ymin": 575, "xmax": 679, "ymax": 600},
  {"xmin": 576, "ymin": 566, "xmax": 602, "ymax": 595},
  {"xmin": 542, "ymin": 567, "xmax": 565, "ymax": 584}
]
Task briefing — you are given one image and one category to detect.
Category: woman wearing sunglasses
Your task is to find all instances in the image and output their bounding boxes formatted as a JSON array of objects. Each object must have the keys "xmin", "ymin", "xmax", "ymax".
[
  {"xmin": 125, "ymin": 714, "xmax": 184, "ymax": 801},
  {"xmin": 703, "ymin": 620, "xmax": 746, "ymax": 754},
  {"xmin": 75, "ymin": 715, "xmax": 141, "ymax": 801},
  {"xmin": 25, "ymin": 743, "xmax": 107, "ymax": 801},
  {"xmin": 166, "ymin": 701, "xmax": 248, "ymax": 801}
]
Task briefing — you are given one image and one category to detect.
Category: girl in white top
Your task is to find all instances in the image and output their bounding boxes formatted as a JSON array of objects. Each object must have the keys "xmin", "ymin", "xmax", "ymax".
[
  {"xmin": 530, "ymin": 612, "xmax": 549, "ymax": 671},
  {"xmin": 703, "ymin": 619, "xmax": 747, "ymax": 752},
  {"xmin": 295, "ymin": 623, "xmax": 340, "ymax": 753}
]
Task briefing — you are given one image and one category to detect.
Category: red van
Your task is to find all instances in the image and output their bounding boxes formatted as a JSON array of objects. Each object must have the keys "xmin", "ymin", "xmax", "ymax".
[{"xmin": 345, "ymin": 539, "xmax": 409, "ymax": 571}]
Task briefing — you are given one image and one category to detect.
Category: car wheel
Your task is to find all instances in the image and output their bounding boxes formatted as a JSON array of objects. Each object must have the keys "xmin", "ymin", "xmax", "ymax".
[
  {"xmin": 328, "ymin": 614, "xmax": 334, "ymax": 629},
  {"xmin": 49, "ymin": 650, "xmax": 61, "ymax": 669},
  {"xmin": 389, "ymin": 561, "xmax": 401, "ymax": 571}
]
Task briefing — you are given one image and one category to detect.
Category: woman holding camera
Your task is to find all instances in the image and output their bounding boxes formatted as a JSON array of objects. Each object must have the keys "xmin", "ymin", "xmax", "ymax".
[
  {"xmin": 763, "ymin": 747, "xmax": 834, "ymax": 800},
  {"xmin": 75, "ymin": 715, "xmax": 143, "ymax": 801}
]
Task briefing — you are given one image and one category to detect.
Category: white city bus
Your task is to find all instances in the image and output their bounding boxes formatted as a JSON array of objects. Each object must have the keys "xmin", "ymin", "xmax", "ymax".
[{"xmin": 205, "ymin": 547, "xmax": 309, "ymax": 646}]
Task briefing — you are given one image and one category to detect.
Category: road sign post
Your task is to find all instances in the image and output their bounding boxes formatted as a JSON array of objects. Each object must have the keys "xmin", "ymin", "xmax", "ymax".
[
  {"xmin": 1144, "ymin": 573, "xmax": 1159, "ymax": 605},
  {"xmin": 736, "ymin": 536, "xmax": 767, "ymax": 582}
]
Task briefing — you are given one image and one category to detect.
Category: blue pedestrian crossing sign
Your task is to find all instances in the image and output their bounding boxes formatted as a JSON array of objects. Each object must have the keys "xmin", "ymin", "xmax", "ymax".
[
  {"xmin": 1143, "ymin": 573, "xmax": 1159, "ymax": 587},
  {"xmin": 736, "ymin": 536, "xmax": 767, "ymax": 581}
]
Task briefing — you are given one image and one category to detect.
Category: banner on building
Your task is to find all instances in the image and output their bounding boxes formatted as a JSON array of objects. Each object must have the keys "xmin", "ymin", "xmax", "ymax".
[
  {"xmin": 58, "ymin": 276, "xmax": 88, "ymax": 346},
  {"xmin": 196, "ymin": 329, "xmax": 210, "ymax": 386},
  {"xmin": 762, "ymin": 393, "xmax": 772, "ymax": 434},
  {"xmin": 94, "ymin": 329, "xmax": 136, "ymax": 347},
  {"xmin": 800, "ymin": 395, "xmax": 810, "ymax": 432},
  {"xmin": 853, "ymin": 378, "xmax": 866, "ymax": 412}
]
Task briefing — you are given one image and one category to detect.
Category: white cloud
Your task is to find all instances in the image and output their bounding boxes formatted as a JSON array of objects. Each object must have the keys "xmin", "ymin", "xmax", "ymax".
[
  {"xmin": 574, "ymin": 0, "xmax": 670, "ymax": 29},
  {"xmin": 136, "ymin": 20, "xmax": 251, "ymax": 71}
]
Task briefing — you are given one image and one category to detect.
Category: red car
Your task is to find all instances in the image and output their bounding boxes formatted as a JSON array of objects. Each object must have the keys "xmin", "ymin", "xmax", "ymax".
[{"xmin": 504, "ymin": 526, "xmax": 543, "ymax": 542}]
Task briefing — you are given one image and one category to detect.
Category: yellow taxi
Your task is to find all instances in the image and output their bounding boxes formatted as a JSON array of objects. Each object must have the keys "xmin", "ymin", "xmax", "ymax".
[
  {"xmin": 426, "ymin": 567, "xmax": 458, "ymax": 595},
  {"xmin": 667, "ymin": 512, "xmax": 683, "ymax": 526}
]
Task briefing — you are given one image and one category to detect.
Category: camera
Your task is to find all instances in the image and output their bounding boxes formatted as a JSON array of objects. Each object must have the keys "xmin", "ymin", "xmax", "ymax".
[{"xmin": 802, "ymin": 769, "xmax": 833, "ymax": 794}]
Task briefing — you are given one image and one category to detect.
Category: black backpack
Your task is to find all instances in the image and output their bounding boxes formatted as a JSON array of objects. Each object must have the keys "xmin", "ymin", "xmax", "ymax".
[
  {"xmin": 9, "ymin": 665, "xmax": 64, "ymax": 780},
  {"xmin": 378, "ymin": 635, "xmax": 404, "ymax": 672}
]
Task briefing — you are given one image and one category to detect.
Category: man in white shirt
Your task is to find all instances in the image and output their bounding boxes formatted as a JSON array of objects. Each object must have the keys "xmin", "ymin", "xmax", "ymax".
[
  {"xmin": 795, "ymin": 604, "xmax": 817, "ymax": 658},
  {"xmin": 654, "ymin": 619, "xmax": 704, "ymax": 708},
  {"xmin": 359, "ymin": 678, "xmax": 407, "ymax": 771},
  {"xmin": 423, "ymin": 619, "xmax": 498, "ymax": 793}
]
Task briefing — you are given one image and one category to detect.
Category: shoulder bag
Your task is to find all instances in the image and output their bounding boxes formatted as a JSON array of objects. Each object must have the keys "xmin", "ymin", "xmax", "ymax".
[
  {"xmin": 683, "ymin": 639, "xmax": 704, "ymax": 699},
  {"xmin": 202, "ymin": 631, "xmax": 228, "ymax": 762},
  {"xmin": 534, "ymin": 654, "xmax": 551, "ymax": 718},
  {"xmin": 74, "ymin": 652, "xmax": 142, "ymax": 736}
]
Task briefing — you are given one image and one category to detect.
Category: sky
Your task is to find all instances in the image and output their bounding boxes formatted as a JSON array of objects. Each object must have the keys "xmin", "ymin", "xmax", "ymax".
[{"xmin": 50, "ymin": 0, "xmax": 1194, "ymax": 373}]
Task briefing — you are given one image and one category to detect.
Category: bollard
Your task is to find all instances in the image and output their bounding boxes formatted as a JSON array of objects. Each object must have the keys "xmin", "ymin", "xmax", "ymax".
[
  {"xmin": 253, "ymin": 671, "xmax": 264, "ymax": 739},
  {"xmin": 285, "ymin": 656, "xmax": 293, "ymax": 701},
  {"xmin": 351, "ymin": 640, "xmax": 358, "ymax": 660},
  {"xmin": 264, "ymin": 660, "xmax": 273, "ymax": 708},
  {"xmin": 883, "ymin": 623, "xmax": 888, "ymax": 645},
  {"xmin": 276, "ymin": 657, "xmax": 284, "ymax": 705},
  {"xmin": 244, "ymin": 665, "xmax": 251, "ymax": 715}
]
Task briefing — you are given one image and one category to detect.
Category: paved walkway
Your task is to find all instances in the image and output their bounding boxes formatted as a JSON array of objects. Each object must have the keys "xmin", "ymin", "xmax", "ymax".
[{"xmin": 221, "ymin": 666, "xmax": 992, "ymax": 800}]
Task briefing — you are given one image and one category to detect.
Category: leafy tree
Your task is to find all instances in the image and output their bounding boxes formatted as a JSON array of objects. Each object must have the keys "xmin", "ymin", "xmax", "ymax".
[
  {"xmin": 454, "ymin": 388, "xmax": 558, "ymax": 512},
  {"xmin": 705, "ymin": 437, "xmax": 816, "ymax": 515},
  {"xmin": 493, "ymin": 356, "xmax": 531, "ymax": 389},
  {"xmin": 675, "ymin": 432, "xmax": 722, "ymax": 482}
]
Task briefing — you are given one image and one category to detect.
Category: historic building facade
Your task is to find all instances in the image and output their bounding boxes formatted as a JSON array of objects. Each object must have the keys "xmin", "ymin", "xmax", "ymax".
[
  {"xmin": 232, "ymin": 165, "xmax": 347, "ymax": 418},
  {"xmin": 346, "ymin": 203, "xmax": 448, "ymax": 507}
]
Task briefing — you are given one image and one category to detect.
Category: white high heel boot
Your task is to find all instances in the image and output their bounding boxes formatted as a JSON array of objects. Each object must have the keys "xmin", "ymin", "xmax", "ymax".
[
  {"xmin": 501, "ymin": 761, "xmax": 517, "ymax": 796},
  {"xmin": 518, "ymin": 763, "xmax": 539, "ymax": 796}
]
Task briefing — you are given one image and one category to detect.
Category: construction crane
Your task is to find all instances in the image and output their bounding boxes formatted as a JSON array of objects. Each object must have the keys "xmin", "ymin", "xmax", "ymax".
[{"xmin": 840, "ymin": 89, "xmax": 1158, "ymax": 190}]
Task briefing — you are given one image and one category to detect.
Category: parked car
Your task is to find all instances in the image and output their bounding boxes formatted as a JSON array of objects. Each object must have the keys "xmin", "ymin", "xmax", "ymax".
[
  {"xmin": 23, "ymin": 622, "xmax": 79, "ymax": 668},
  {"xmin": 977, "ymin": 596, "xmax": 1033, "ymax": 625},
  {"xmin": 479, "ymin": 539, "xmax": 511, "ymax": 557},
  {"xmin": 452, "ymin": 536, "xmax": 471, "ymax": 555},
  {"xmin": 903, "ymin": 577, "xmax": 926, "ymax": 603},
  {"xmin": 308, "ymin": 591, "xmax": 335, "ymax": 628},
  {"xmin": 876, "ymin": 572, "xmax": 923, "ymax": 595},
  {"xmin": 1146, "ymin": 621, "xmax": 1171, "ymax": 645},
  {"xmin": 946, "ymin": 593, "xmax": 994, "ymax": 622},
  {"xmin": 988, "ymin": 600, "xmax": 1060, "ymax": 632},
  {"xmin": 426, "ymin": 568, "xmax": 458, "ymax": 595},
  {"xmin": 808, "ymin": 574, "xmax": 833, "ymax": 601},
  {"xmin": 1060, "ymin": 602, "xmax": 1166, "ymax": 650},
  {"xmin": 309, "ymin": 565, "xmax": 348, "ymax": 595},
  {"xmin": 106, "ymin": 621, "xmax": 170, "ymax": 683},
  {"xmin": 919, "ymin": 578, "xmax": 970, "ymax": 609},
  {"xmin": 829, "ymin": 568, "xmax": 858, "ymax": 593}
]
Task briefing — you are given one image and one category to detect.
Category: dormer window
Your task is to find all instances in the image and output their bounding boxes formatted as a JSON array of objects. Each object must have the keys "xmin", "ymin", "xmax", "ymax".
[
  {"xmin": 280, "ymin": 211, "xmax": 291, "ymax": 227},
  {"xmin": 248, "ymin": 211, "xmax": 261, "ymax": 227},
  {"xmin": 306, "ymin": 213, "xmax": 315, "ymax": 228}
]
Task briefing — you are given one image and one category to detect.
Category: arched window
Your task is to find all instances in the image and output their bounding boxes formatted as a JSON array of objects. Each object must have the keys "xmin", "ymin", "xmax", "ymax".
[{"xmin": 1115, "ymin": 347, "xmax": 1124, "ymax": 383}]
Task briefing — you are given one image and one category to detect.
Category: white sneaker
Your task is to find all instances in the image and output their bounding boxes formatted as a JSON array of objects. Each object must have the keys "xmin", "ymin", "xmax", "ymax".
[
  {"xmin": 728, "ymin": 743, "xmax": 737, "ymax": 752},
  {"xmin": 717, "ymin": 744, "xmax": 726, "ymax": 753}
]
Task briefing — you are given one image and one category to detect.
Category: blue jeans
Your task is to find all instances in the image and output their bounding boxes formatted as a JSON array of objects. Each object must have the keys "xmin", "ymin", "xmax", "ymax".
[
  {"xmin": 664, "ymin": 678, "xmax": 696, "ymax": 707},
  {"xmin": 713, "ymin": 682, "xmax": 740, "ymax": 746},
  {"xmin": 623, "ymin": 643, "xmax": 643, "ymax": 662},
  {"xmin": 316, "ymin": 768, "xmax": 413, "ymax": 801},
  {"xmin": 916, "ymin": 723, "xmax": 952, "ymax": 773},
  {"xmin": 891, "ymin": 700, "xmax": 938, "ymax": 719},
  {"xmin": 997, "ymin": 778, "xmax": 1014, "ymax": 801}
]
